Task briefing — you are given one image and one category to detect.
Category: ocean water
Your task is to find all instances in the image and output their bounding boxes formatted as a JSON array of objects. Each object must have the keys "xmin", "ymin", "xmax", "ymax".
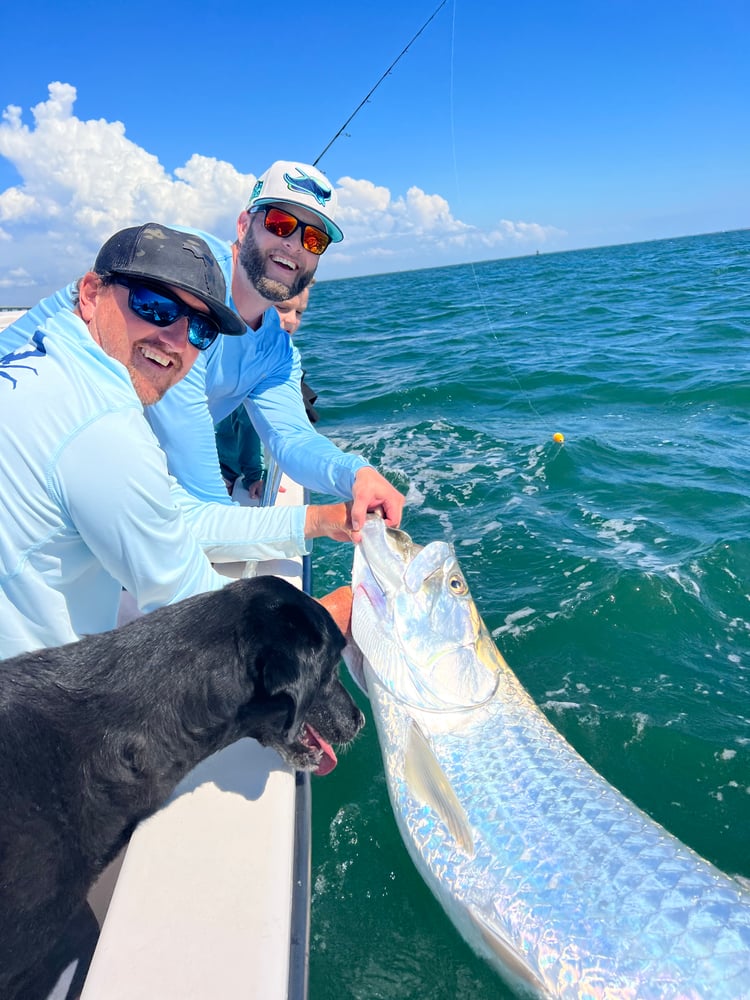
[{"xmin": 300, "ymin": 229, "xmax": 750, "ymax": 999}]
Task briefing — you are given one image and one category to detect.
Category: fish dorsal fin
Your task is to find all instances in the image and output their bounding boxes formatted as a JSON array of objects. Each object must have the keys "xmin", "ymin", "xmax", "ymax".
[{"xmin": 404, "ymin": 720, "xmax": 475, "ymax": 858}]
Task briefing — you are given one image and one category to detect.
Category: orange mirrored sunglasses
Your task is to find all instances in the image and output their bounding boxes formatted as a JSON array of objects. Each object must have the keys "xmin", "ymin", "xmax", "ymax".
[{"xmin": 250, "ymin": 206, "xmax": 331, "ymax": 256}]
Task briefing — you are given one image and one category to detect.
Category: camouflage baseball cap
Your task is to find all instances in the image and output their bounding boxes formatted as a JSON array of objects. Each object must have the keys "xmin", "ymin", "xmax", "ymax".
[{"xmin": 94, "ymin": 223, "xmax": 245, "ymax": 336}]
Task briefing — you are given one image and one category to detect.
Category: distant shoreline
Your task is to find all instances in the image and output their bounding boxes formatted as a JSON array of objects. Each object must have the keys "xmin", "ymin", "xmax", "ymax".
[{"xmin": 0, "ymin": 309, "xmax": 27, "ymax": 332}]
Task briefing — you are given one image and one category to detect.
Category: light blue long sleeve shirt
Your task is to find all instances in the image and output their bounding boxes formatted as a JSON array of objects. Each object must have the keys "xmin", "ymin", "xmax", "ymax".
[
  {"xmin": 5, "ymin": 229, "xmax": 367, "ymax": 508},
  {"xmin": 0, "ymin": 314, "xmax": 310, "ymax": 657},
  {"xmin": 146, "ymin": 229, "xmax": 367, "ymax": 504}
]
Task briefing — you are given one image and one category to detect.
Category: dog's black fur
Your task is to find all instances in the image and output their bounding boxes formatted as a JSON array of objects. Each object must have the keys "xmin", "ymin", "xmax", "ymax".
[{"xmin": 0, "ymin": 576, "xmax": 364, "ymax": 998}]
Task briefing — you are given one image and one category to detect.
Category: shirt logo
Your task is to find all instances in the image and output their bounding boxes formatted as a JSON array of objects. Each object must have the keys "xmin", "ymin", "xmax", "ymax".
[{"xmin": 0, "ymin": 331, "xmax": 47, "ymax": 389}]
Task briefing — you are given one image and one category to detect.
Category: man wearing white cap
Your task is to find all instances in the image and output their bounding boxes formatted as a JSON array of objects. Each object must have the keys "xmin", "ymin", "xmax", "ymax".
[
  {"xmin": 146, "ymin": 160, "xmax": 405, "ymax": 539},
  {"xmin": 4, "ymin": 161, "xmax": 405, "ymax": 543}
]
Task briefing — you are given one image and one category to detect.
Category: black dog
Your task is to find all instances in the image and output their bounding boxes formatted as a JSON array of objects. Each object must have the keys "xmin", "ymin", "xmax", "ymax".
[{"xmin": 0, "ymin": 576, "xmax": 364, "ymax": 998}]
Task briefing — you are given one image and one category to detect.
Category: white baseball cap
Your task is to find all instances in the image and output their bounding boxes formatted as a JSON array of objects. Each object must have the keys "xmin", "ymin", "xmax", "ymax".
[{"xmin": 246, "ymin": 160, "xmax": 344, "ymax": 243}]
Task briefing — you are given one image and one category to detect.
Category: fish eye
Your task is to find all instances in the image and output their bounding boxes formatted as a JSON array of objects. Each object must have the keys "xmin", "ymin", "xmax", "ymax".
[{"xmin": 448, "ymin": 574, "xmax": 468, "ymax": 595}]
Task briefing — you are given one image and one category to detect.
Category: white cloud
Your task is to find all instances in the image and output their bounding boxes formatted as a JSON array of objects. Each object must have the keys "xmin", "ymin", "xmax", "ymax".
[
  {"xmin": 0, "ymin": 266, "xmax": 34, "ymax": 289},
  {"xmin": 0, "ymin": 186, "xmax": 38, "ymax": 223},
  {"xmin": 0, "ymin": 82, "xmax": 566, "ymax": 303}
]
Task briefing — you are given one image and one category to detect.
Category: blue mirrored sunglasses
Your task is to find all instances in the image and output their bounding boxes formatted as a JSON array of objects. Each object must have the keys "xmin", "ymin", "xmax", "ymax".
[{"xmin": 112, "ymin": 277, "xmax": 220, "ymax": 351}]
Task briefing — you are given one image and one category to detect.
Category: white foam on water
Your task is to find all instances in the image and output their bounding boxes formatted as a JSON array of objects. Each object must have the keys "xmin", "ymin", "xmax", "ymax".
[
  {"xmin": 492, "ymin": 605, "xmax": 535, "ymax": 638},
  {"xmin": 541, "ymin": 699, "xmax": 583, "ymax": 714}
]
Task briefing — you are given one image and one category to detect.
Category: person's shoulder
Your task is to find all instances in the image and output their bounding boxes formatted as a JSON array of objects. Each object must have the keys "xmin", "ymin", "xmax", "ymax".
[
  {"xmin": 173, "ymin": 225, "xmax": 232, "ymax": 267},
  {"xmin": 257, "ymin": 308, "xmax": 294, "ymax": 358},
  {"xmin": 42, "ymin": 312, "xmax": 142, "ymax": 407},
  {"xmin": 3, "ymin": 309, "xmax": 87, "ymax": 362},
  {"xmin": 260, "ymin": 307, "xmax": 284, "ymax": 332},
  {"xmin": 1, "ymin": 283, "xmax": 78, "ymax": 353},
  {"xmin": 258, "ymin": 307, "xmax": 290, "ymax": 345},
  {"xmin": 43, "ymin": 307, "xmax": 88, "ymax": 338}
]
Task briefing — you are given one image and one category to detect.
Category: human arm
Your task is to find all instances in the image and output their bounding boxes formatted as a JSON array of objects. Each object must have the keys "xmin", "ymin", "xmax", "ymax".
[
  {"xmin": 145, "ymin": 352, "xmax": 238, "ymax": 504},
  {"xmin": 248, "ymin": 366, "xmax": 405, "ymax": 539},
  {"xmin": 141, "ymin": 327, "xmax": 360, "ymax": 505},
  {"xmin": 245, "ymin": 316, "xmax": 405, "ymax": 522},
  {"xmin": 146, "ymin": 292, "xmax": 403, "ymax": 516},
  {"xmin": 243, "ymin": 331, "xmax": 369, "ymax": 499},
  {"xmin": 54, "ymin": 409, "xmax": 229, "ymax": 612},
  {"xmin": 56, "ymin": 411, "xmax": 355, "ymax": 609},
  {"xmin": 171, "ymin": 479, "xmax": 354, "ymax": 563},
  {"xmin": 303, "ymin": 503, "xmax": 354, "ymax": 543}
]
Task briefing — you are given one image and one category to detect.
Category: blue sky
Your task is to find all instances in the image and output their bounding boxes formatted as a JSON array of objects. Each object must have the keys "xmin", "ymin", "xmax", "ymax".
[{"xmin": 0, "ymin": 0, "xmax": 748, "ymax": 304}]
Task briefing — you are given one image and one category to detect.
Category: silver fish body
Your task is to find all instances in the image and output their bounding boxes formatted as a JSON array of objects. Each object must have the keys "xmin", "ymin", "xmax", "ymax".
[{"xmin": 348, "ymin": 517, "xmax": 750, "ymax": 999}]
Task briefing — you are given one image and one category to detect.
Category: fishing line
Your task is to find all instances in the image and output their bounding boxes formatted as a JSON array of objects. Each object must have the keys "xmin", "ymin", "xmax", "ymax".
[
  {"xmin": 313, "ymin": 0, "xmax": 449, "ymax": 167},
  {"xmin": 312, "ymin": 1, "xmax": 562, "ymax": 452},
  {"xmin": 442, "ymin": 4, "xmax": 558, "ymax": 444}
]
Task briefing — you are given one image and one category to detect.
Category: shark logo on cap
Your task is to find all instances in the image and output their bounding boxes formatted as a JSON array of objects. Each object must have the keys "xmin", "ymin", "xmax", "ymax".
[
  {"xmin": 281, "ymin": 168, "xmax": 332, "ymax": 207},
  {"xmin": 246, "ymin": 161, "xmax": 343, "ymax": 242}
]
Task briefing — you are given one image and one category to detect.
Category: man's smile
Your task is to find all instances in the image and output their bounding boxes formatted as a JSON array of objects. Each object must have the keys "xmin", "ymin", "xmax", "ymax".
[
  {"xmin": 139, "ymin": 344, "xmax": 175, "ymax": 368},
  {"xmin": 269, "ymin": 252, "xmax": 297, "ymax": 272}
]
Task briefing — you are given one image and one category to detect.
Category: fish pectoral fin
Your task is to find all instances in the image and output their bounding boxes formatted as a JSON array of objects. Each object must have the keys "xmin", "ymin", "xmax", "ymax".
[
  {"xmin": 342, "ymin": 642, "xmax": 368, "ymax": 694},
  {"xmin": 404, "ymin": 721, "xmax": 475, "ymax": 858},
  {"xmin": 466, "ymin": 906, "xmax": 552, "ymax": 999}
]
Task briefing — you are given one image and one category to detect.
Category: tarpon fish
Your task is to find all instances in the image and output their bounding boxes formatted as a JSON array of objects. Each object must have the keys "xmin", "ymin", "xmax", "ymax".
[{"xmin": 345, "ymin": 516, "xmax": 750, "ymax": 999}]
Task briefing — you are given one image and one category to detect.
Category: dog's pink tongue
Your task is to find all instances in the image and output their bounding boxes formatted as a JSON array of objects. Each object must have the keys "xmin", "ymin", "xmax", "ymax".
[{"xmin": 304, "ymin": 724, "xmax": 338, "ymax": 776}]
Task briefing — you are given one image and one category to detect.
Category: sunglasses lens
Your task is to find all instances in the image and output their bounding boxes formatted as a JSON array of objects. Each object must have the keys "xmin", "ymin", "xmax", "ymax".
[
  {"xmin": 301, "ymin": 226, "xmax": 331, "ymax": 255},
  {"xmin": 187, "ymin": 315, "xmax": 220, "ymax": 351},
  {"xmin": 129, "ymin": 284, "xmax": 182, "ymax": 326},
  {"xmin": 263, "ymin": 208, "xmax": 298, "ymax": 238},
  {"xmin": 259, "ymin": 208, "xmax": 331, "ymax": 255},
  {"xmin": 124, "ymin": 280, "xmax": 218, "ymax": 350}
]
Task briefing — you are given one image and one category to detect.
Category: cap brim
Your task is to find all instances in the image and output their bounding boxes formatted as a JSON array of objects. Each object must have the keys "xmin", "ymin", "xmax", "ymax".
[{"xmin": 250, "ymin": 197, "xmax": 344, "ymax": 243}]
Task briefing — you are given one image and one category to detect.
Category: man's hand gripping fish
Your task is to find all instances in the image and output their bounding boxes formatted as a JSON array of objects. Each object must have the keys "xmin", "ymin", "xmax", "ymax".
[{"xmin": 344, "ymin": 515, "xmax": 750, "ymax": 999}]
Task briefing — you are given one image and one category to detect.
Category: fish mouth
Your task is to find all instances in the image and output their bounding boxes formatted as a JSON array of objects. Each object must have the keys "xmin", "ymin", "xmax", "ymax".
[{"xmin": 350, "ymin": 518, "xmax": 501, "ymax": 713}]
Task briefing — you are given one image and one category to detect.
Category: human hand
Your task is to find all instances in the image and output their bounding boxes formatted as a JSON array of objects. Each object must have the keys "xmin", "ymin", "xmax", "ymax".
[
  {"xmin": 247, "ymin": 479, "xmax": 264, "ymax": 500},
  {"xmin": 304, "ymin": 502, "xmax": 355, "ymax": 543},
  {"xmin": 350, "ymin": 466, "xmax": 405, "ymax": 537}
]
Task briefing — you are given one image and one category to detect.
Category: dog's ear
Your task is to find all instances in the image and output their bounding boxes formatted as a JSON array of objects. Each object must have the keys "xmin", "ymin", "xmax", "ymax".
[
  {"xmin": 259, "ymin": 593, "xmax": 344, "ymax": 737},
  {"xmin": 251, "ymin": 641, "xmax": 318, "ymax": 746},
  {"xmin": 261, "ymin": 599, "xmax": 329, "ymax": 695}
]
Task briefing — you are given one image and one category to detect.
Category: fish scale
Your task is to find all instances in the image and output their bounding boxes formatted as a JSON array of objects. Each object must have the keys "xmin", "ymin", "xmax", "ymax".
[{"xmin": 349, "ymin": 517, "xmax": 750, "ymax": 999}]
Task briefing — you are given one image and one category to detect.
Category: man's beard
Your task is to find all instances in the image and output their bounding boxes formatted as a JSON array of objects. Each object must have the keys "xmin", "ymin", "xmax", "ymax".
[{"xmin": 238, "ymin": 225, "xmax": 313, "ymax": 302}]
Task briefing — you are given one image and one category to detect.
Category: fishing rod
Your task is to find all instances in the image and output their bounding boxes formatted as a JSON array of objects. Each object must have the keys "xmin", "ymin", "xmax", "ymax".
[{"xmin": 313, "ymin": 0, "xmax": 449, "ymax": 167}]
